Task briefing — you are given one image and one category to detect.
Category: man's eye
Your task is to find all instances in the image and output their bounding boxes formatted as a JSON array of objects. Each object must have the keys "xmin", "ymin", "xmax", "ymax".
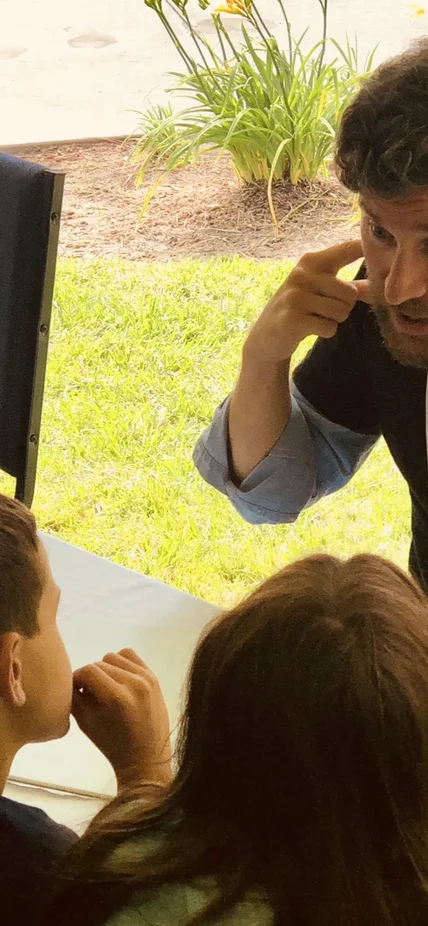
[{"xmin": 369, "ymin": 221, "xmax": 393, "ymax": 242}]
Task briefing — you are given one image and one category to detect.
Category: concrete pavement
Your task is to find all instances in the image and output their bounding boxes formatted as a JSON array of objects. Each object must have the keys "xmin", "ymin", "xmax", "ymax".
[{"xmin": 0, "ymin": 0, "xmax": 425, "ymax": 146}]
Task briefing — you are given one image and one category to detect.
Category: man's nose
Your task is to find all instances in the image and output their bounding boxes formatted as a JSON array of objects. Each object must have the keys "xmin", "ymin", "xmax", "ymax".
[{"xmin": 384, "ymin": 252, "xmax": 428, "ymax": 305}]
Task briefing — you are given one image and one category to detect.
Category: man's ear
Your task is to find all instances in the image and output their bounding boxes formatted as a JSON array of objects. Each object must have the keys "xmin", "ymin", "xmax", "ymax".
[{"xmin": 0, "ymin": 634, "xmax": 26, "ymax": 708}]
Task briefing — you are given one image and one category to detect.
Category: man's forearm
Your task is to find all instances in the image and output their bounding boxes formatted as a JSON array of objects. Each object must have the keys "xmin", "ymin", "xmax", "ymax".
[{"xmin": 228, "ymin": 353, "xmax": 292, "ymax": 483}]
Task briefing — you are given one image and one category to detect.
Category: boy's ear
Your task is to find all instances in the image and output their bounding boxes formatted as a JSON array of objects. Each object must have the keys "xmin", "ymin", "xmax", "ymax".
[{"xmin": 0, "ymin": 634, "xmax": 26, "ymax": 708}]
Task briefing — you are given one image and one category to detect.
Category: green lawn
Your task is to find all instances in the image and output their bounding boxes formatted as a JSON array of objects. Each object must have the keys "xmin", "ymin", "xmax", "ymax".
[{"xmin": 2, "ymin": 257, "xmax": 410, "ymax": 607}]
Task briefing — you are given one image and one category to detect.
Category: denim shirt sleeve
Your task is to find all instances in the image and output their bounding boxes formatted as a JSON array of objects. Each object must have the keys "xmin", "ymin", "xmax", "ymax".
[{"xmin": 193, "ymin": 384, "xmax": 379, "ymax": 525}]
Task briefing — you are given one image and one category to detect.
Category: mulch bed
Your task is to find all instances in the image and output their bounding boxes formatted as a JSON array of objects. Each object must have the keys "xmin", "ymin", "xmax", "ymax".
[{"xmin": 8, "ymin": 139, "xmax": 355, "ymax": 261}]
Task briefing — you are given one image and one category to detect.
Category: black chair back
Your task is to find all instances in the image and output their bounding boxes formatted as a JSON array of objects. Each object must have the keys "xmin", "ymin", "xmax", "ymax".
[{"xmin": 0, "ymin": 152, "xmax": 64, "ymax": 506}]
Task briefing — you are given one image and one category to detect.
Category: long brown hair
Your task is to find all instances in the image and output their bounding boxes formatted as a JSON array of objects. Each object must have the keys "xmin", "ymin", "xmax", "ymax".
[{"xmin": 52, "ymin": 555, "xmax": 428, "ymax": 925}]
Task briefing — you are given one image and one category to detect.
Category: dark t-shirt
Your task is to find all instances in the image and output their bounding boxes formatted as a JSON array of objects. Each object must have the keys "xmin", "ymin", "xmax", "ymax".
[
  {"xmin": 293, "ymin": 262, "xmax": 428, "ymax": 591},
  {"xmin": 0, "ymin": 795, "xmax": 76, "ymax": 925}
]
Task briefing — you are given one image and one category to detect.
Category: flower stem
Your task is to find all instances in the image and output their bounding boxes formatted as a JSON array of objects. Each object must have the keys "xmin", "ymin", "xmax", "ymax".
[
  {"xmin": 157, "ymin": 11, "xmax": 197, "ymax": 75},
  {"xmin": 274, "ymin": 0, "xmax": 293, "ymax": 61},
  {"xmin": 245, "ymin": 4, "xmax": 294, "ymax": 126},
  {"xmin": 213, "ymin": 14, "xmax": 228, "ymax": 65},
  {"xmin": 157, "ymin": 10, "xmax": 222, "ymax": 106},
  {"xmin": 182, "ymin": 9, "xmax": 222, "ymax": 89},
  {"xmin": 216, "ymin": 16, "xmax": 241, "ymax": 59},
  {"xmin": 317, "ymin": 0, "xmax": 329, "ymax": 77}
]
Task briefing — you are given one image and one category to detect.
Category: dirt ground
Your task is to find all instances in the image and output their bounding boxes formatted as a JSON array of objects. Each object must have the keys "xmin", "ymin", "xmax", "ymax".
[{"xmin": 12, "ymin": 139, "xmax": 356, "ymax": 261}]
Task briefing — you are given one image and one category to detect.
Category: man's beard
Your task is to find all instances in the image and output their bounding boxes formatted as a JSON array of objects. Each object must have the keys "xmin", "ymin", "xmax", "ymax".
[{"xmin": 369, "ymin": 299, "xmax": 428, "ymax": 370}]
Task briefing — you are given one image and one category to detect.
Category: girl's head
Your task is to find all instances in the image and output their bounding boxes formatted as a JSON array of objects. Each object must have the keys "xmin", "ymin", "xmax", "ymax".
[
  {"xmin": 58, "ymin": 555, "xmax": 428, "ymax": 925},
  {"xmin": 176, "ymin": 554, "xmax": 428, "ymax": 910}
]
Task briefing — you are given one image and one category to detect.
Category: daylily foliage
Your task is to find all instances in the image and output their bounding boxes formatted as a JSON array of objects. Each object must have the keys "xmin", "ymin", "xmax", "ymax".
[{"xmin": 135, "ymin": 0, "xmax": 377, "ymax": 225}]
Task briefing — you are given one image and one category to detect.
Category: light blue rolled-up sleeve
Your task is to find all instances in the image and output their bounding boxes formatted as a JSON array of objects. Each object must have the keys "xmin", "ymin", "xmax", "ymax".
[{"xmin": 193, "ymin": 384, "xmax": 379, "ymax": 525}]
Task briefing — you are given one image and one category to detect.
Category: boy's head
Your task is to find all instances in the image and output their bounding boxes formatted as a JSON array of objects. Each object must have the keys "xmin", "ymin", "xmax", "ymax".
[{"xmin": 0, "ymin": 494, "xmax": 72, "ymax": 769}]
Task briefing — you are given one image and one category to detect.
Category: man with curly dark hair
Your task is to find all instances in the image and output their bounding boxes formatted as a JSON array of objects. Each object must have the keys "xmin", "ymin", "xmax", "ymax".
[{"xmin": 194, "ymin": 39, "xmax": 428, "ymax": 592}]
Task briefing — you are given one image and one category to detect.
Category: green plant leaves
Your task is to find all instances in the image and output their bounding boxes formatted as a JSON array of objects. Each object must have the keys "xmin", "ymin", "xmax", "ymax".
[{"xmin": 138, "ymin": 0, "xmax": 377, "ymax": 218}]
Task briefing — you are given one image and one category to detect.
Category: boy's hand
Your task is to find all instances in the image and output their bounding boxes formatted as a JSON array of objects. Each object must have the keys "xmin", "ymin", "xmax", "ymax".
[{"xmin": 72, "ymin": 648, "xmax": 173, "ymax": 790}]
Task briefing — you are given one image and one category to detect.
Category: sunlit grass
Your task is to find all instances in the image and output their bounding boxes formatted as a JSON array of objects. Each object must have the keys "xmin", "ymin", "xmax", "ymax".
[{"xmin": 2, "ymin": 257, "xmax": 410, "ymax": 607}]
